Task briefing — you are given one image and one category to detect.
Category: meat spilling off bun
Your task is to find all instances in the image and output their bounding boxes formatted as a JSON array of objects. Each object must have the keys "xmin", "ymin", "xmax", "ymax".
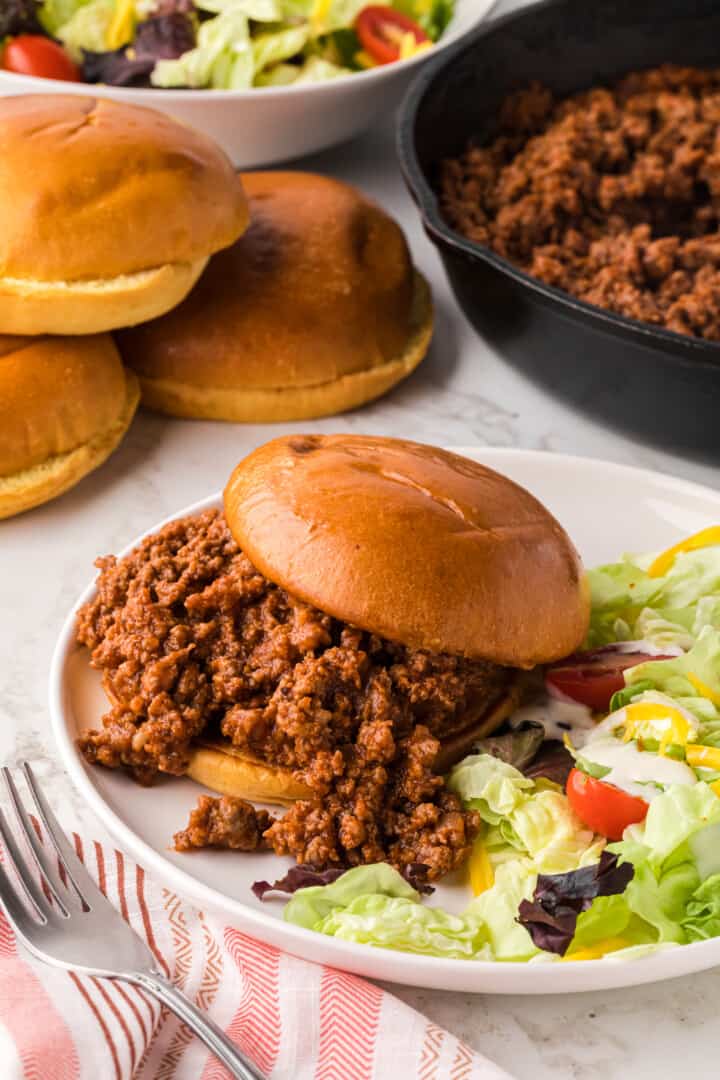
[
  {"xmin": 187, "ymin": 679, "xmax": 525, "ymax": 805},
  {"xmin": 0, "ymin": 334, "xmax": 139, "ymax": 519},
  {"xmin": 117, "ymin": 171, "xmax": 433, "ymax": 421},
  {"xmin": 225, "ymin": 434, "xmax": 590, "ymax": 668},
  {"xmin": 0, "ymin": 96, "xmax": 249, "ymax": 335}
]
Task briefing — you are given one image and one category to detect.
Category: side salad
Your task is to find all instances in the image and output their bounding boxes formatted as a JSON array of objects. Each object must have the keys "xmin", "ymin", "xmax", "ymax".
[
  {"xmin": 0, "ymin": 0, "xmax": 454, "ymax": 88},
  {"xmin": 260, "ymin": 526, "xmax": 720, "ymax": 963}
]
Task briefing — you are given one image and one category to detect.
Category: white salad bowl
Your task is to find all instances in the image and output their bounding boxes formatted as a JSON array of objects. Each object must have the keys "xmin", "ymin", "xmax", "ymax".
[{"xmin": 0, "ymin": 0, "xmax": 495, "ymax": 166}]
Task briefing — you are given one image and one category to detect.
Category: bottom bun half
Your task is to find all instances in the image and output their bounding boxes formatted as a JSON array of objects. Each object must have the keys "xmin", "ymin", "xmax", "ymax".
[
  {"xmin": 134, "ymin": 271, "xmax": 433, "ymax": 423},
  {"xmin": 0, "ymin": 259, "xmax": 208, "ymax": 336},
  {"xmin": 0, "ymin": 369, "xmax": 140, "ymax": 520}
]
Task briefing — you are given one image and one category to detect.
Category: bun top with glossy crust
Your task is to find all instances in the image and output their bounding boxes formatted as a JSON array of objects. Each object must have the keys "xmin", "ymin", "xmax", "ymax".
[
  {"xmin": 119, "ymin": 171, "xmax": 417, "ymax": 390},
  {"xmin": 0, "ymin": 96, "xmax": 248, "ymax": 282},
  {"xmin": 0, "ymin": 334, "xmax": 129, "ymax": 477},
  {"xmin": 224, "ymin": 435, "xmax": 589, "ymax": 666}
]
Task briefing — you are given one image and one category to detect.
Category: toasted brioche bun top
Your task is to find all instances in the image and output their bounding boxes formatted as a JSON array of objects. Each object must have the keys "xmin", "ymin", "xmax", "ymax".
[
  {"xmin": 118, "ymin": 171, "xmax": 417, "ymax": 390},
  {"xmin": 0, "ymin": 96, "xmax": 248, "ymax": 282},
  {"xmin": 0, "ymin": 334, "xmax": 129, "ymax": 477},
  {"xmin": 224, "ymin": 435, "xmax": 589, "ymax": 667}
]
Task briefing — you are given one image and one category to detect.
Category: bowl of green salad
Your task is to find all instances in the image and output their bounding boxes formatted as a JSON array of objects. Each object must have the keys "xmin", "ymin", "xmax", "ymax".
[{"xmin": 0, "ymin": 0, "xmax": 495, "ymax": 165}]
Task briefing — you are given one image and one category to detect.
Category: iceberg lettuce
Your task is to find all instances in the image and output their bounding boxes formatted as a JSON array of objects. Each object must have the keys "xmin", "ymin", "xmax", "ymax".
[
  {"xmin": 587, "ymin": 545, "xmax": 720, "ymax": 650},
  {"xmin": 448, "ymin": 754, "xmax": 602, "ymax": 874},
  {"xmin": 152, "ymin": 10, "xmax": 254, "ymax": 88}
]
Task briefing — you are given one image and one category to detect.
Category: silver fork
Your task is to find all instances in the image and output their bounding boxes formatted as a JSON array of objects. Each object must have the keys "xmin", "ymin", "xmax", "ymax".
[{"xmin": 0, "ymin": 763, "xmax": 264, "ymax": 1080}]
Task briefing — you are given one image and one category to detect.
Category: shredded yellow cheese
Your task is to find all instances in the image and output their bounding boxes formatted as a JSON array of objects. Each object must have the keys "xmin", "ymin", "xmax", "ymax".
[{"xmin": 647, "ymin": 525, "xmax": 720, "ymax": 578}]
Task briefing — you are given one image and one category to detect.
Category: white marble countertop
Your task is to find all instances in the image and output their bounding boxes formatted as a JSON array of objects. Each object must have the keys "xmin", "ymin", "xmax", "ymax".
[{"xmin": 3, "ymin": 2, "xmax": 720, "ymax": 1075}]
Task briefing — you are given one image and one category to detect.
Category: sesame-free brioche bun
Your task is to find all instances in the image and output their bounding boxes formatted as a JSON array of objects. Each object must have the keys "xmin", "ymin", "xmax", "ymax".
[
  {"xmin": 0, "ymin": 334, "xmax": 139, "ymax": 519},
  {"xmin": 224, "ymin": 435, "xmax": 589, "ymax": 668},
  {"xmin": 118, "ymin": 171, "xmax": 433, "ymax": 421},
  {"xmin": 0, "ymin": 96, "xmax": 249, "ymax": 335}
]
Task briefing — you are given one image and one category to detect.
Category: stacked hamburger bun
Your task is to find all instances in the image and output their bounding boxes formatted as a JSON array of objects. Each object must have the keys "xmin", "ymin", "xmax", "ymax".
[
  {"xmin": 2, "ymin": 97, "xmax": 432, "ymax": 519},
  {"xmin": 0, "ymin": 95, "xmax": 248, "ymax": 518},
  {"xmin": 118, "ymin": 172, "xmax": 433, "ymax": 422}
]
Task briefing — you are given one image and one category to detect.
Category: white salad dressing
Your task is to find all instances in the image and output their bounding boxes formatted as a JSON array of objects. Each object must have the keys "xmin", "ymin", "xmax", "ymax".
[
  {"xmin": 583, "ymin": 693, "xmax": 700, "ymax": 748},
  {"xmin": 580, "ymin": 739, "xmax": 696, "ymax": 801},
  {"xmin": 508, "ymin": 640, "xmax": 683, "ymax": 743}
]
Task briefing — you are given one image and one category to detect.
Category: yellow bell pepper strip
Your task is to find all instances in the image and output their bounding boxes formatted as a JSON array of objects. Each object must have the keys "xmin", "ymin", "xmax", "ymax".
[
  {"xmin": 468, "ymin": 829, "xmax": 494, "ymax": 896},
  {"xmin": 622, "ymin": 701, "xmax": 691, "ymax": 756},
  {"xmin": 648, "ymin": 526, "xmax": 720, "ymax": 578},
  {"xmin": 687, "ymin": 671, "xmax": 720, "ymax": 707},
  {"xmin": 686, "ymin": 744, "xmax": 720, "ymax": 771},
  {"xmin": 561, "ymin": 936, "xmax": 630, "ymax": 961},
  {"xmin": 106, "ymin": 0, "xmax": 136, "ymax": 51}
]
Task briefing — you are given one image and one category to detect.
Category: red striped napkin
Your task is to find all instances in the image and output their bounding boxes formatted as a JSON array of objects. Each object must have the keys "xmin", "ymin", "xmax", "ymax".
[{"xmin": 0, "ymin": 833, "xmax": 513, "ymax": 1080}]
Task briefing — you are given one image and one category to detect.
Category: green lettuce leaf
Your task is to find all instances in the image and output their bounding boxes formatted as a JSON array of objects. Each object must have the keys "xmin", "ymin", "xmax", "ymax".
[
  {"xmin": 39, "ymin": 0, "xmax": 93, "ymax": 35},
  {"xmin": 284, "ymin": 863, "xmax": 490, "ymax": 959},
  {"xmin": 447, "ymin": 753, "xmax": 534, "ymax": 826},
  {"xmin": 283, "ymin": 861, "xmax": 538, "ymax": 960},
  {"xmin": 392, "ymin": 0, "xmax": 453, "ymax": 39},
  {"xmin": 449, "ymin": 754, "xmax": 602, "ymax": 875},
  {"xmin": 52, "ymin": 0, "xmax": 115, "ymax": 59},
  {"xmin": 292, "ymin": 55, "xmax": 351, "ymax": 81},
  {"xmin": 252, "ymin": 23, "xmax": 308, "ymax": 73},
  {"xmin": 587, "ymin": 544, "xmax": 720, "ymax": 649},
  {"xmin": 613, "ymin": 627, "xmax": 720, "ymax": 725},
  {"xmin": 568, "ymin": 894, "xmax": 651, "ymax": 952},
  {"xmin": 197, "ymin": 0, "xmax": 283, "ymax": 17},
  {"xmin": 152, "ymin": 10, "xmax": 254, "ymax": 88},
  {"xmin": 464, "ymin": 862, "xmax": 539, "ymax": 961},
  {"xmin": 682, "ymin": 873, "xmax": 720, "ymax": 941},
  {"xmin": 603, "ymin": 783, "xmax": 720, "ymax": 944}
]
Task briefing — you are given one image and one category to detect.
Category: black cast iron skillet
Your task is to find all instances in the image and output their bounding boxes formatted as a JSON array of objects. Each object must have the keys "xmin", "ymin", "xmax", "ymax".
[{"xmin": 398, "ymin": 0, "xmax": 720, "ymax": 458}]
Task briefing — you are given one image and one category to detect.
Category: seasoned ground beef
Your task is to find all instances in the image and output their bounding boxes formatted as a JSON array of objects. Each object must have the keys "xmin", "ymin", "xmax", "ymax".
[
  {"xmin": 78, "ymin": 509, "xmax": 500, "ymax": 879},
  {"xmin": 440, "ymin": 65, "xmax": 720, "ymax": 339},
  {"xmin": 174, "ymin": 795, "xmax": 273, "ymax": 852}
]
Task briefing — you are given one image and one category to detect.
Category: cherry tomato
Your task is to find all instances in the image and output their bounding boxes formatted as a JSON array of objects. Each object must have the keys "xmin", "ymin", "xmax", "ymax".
[
  {"xmin": 566, "ymin": 767, "xmax": 649, "ymax": 840},
  {"xmin": 1, "ymin": 36, "xmax": 81, "ymax": 82},
  {"xmin": 546, "ymin": 647, "xmax": 675, "ymax": 712},
  {"xmin": 355, "ymin": 6, "xmax": 430, "ymax": 65}
]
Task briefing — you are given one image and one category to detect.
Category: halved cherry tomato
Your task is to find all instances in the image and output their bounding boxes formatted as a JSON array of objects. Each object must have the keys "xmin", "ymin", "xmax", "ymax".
[
  {"xmin": 546, "ymin": 647, "xmax": 675, "ymax": 712},
  {"xmin": 566, "ymin": 767, "xmax": 649, "ymax": 840},
  {"xmin": 1, "ymin": 36, "xmax": 81, "ymax": 82},
  {"xmin": 355, "ymin": 6, "xmax": 430, "ymax": 65}
]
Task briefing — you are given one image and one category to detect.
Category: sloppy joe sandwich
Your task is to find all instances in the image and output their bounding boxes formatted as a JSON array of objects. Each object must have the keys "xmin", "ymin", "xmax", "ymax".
[
  {"xmin": 0, "ymin": 96, "xmax": 248, "ymax": 336},
  {"xmin": 117, "ymin": 172, "xmax": 433, "ymax": 421},
  {"xmin": 77, "ymin": 435, "xmax": 588, "ymax": 885},
  {"xmin": 0, "ymin": 334, "xmax": 139, "ymax": 519}
]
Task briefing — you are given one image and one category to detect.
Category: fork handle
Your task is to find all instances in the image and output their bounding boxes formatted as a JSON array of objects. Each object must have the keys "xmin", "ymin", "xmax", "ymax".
[{"xmin": 126, "ymin": 970, "xmax": 265, "ymax": 1080}]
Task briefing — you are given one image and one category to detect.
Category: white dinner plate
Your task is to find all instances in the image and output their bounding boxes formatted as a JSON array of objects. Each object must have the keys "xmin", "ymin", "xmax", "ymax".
[{"xmin": 50, "ymin": 448, "xmax": 720, "ymax": 994}]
